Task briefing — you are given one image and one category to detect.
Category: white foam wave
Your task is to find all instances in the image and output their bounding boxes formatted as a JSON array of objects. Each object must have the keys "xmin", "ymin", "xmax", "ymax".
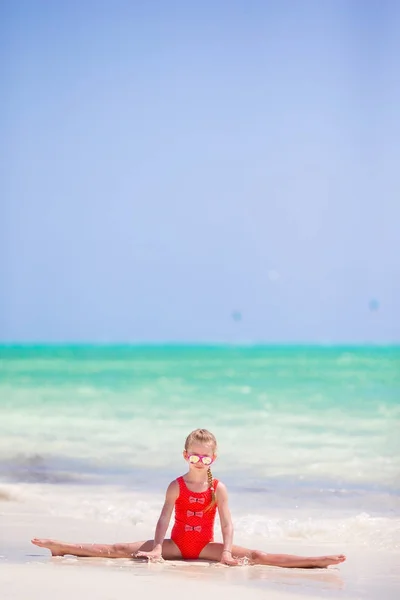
[
  {"xmin": 50, "ymin": 497, "xmax": 161, "ymax": 527},
  {"xmin": 235, "ymin": 512, "xmax": 400, "ymax": 549}
]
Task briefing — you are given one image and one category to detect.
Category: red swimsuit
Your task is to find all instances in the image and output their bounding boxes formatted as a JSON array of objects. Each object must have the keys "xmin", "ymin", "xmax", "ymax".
[{"xmin": 171, "ymin": 476, "xmax": 219, "ymax": 559}]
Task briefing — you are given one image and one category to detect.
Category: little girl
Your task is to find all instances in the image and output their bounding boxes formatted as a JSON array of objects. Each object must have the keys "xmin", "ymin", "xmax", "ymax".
[{"xmin": 32, "ymin": 429, "xmax": 346, "ymax": 568}]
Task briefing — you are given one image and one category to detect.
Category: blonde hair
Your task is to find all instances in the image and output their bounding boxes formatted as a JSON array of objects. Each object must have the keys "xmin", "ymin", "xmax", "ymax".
[{"xmin": 184, "ymin": 429, "xmax": 217, "ymax": 511}]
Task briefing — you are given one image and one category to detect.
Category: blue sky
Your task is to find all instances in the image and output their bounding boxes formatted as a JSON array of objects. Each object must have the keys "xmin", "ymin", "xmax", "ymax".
[{"xmin": 1, "ymin": 0, "xmax": 399, "ymax": 343}]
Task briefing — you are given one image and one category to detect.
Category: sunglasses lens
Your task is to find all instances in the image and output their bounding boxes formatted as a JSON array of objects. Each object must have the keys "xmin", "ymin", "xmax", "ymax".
[
  {"xmin": 189, "ymin": 455, "xmax": 200, "ymax": 463},
  {"xmin": 202, "ymin": 457, "xmax": 212, "ymax": 465}
]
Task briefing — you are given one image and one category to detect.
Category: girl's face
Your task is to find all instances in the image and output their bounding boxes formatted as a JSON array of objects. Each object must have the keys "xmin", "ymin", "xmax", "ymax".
[{"xmin": 184, "ymin": 443, "xmax": 216, "ymax": 470}]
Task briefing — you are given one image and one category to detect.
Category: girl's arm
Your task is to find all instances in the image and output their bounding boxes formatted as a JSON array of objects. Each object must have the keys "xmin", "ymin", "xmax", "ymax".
[
  {"xmin": 216, "ymin": 483, "xmax": 240, "ymax": 566},
  {"xmin": 136, "ymin": 480, "xmax": 179, "ymax": 560}
]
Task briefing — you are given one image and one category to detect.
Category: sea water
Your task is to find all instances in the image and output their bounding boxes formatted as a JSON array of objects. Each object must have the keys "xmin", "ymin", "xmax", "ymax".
[{"xmin": 0, "ymin": 345, "xmax": 399, "ymax": 549}]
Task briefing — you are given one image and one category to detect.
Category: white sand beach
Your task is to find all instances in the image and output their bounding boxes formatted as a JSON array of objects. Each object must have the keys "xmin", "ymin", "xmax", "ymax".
[
  {"xmin": 1, "ymin": 562, "xmax": 319, "ymax": 600},
  {"xmin": 1, "ymin": 483, "xmax": 399, "ymax": 600}
]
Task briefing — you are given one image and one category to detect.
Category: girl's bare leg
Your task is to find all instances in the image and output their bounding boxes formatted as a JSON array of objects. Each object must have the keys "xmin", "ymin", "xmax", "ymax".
[
  {"xmin": 199, "ymin": 542, "xmax": 346, "ymax": 568},
  {"xmin": 31, "ymin": 538, "xmax": 181, "ymax": 560},
  {"xmin": 32, "ymin": 538, "xmax": 346, "ymax": 568}
]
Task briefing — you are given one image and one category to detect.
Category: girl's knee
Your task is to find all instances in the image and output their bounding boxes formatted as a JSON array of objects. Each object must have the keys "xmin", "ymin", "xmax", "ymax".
[
  {"xmin": 112, "ymin": 543, "xmax": 128, "ymax": 555},
  {"xmin": 249, "ymin": 549, "xmax": 263, "ymax": 563}
]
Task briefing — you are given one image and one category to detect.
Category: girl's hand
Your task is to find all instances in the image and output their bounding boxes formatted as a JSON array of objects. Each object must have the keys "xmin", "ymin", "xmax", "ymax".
[
  {"xmin": 220, "ymin": 550, "xmax": 240, "ymax": 566},
  {"xmin": 136, "ymin": 548, "xmax": 163, "ymax": 562}
]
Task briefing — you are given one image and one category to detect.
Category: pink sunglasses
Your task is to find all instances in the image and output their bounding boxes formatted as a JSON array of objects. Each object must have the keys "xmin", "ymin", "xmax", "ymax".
[{"xmin": 187, "ymin": 454, "xmax": 214, "ymax": 466}]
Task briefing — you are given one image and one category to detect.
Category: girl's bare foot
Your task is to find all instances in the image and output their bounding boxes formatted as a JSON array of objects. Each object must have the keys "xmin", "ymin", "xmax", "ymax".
[
  {"xmin": 313, "ymin": 555, "xmax": 346, "ymax": 568},
  {"xmin": 31, "ymin": 539, "xmax": 66, "ymax": 557}
]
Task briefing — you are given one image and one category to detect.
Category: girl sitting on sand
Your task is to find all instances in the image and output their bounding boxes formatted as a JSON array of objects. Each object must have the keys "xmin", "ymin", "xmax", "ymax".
[{"xmin": 32, "ymin": 429, "xmax": 346, "ymax": 568}]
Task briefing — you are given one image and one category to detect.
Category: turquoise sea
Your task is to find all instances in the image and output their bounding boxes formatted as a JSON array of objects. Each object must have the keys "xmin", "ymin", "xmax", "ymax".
[{"xmin": 0, "ymin": 345, "xmax": 399, "ymax": 548}]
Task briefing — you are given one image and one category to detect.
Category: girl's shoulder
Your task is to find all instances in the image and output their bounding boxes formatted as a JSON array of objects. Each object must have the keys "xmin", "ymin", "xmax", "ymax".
[
  {"xmin": 165, "ymin": 479, "xmax": 180, "ymax": 501},
  {"xmin": 215, "ymin": 480, "xmax": 229, "ymax": 498}
]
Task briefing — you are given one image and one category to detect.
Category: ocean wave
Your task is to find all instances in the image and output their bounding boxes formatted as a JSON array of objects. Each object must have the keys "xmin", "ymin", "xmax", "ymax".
[
  {"xmin": 234, "ymin": 512, "xmax": 400, "ymax": 549},
  {"xmin": 0, "ymin": 453, "xmax": 101, "ymax": 484}
]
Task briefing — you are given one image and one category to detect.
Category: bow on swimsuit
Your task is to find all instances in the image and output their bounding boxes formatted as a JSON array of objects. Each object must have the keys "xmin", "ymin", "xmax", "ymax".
[{"xmin": 171, "ymin": 476, "xmax": 219, "ymax": 559}]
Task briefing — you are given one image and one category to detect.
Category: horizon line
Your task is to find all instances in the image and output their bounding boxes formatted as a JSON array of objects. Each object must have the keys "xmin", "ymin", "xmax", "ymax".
[{"xmin": 0, "ymin": 341, "xmax": 399, "ymax": 349}]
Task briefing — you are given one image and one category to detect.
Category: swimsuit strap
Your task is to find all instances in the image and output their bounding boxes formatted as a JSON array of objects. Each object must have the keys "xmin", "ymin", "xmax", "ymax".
[{"xmin": 176, "ymin": 476, "xmax": 219, "ymax": 497}]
